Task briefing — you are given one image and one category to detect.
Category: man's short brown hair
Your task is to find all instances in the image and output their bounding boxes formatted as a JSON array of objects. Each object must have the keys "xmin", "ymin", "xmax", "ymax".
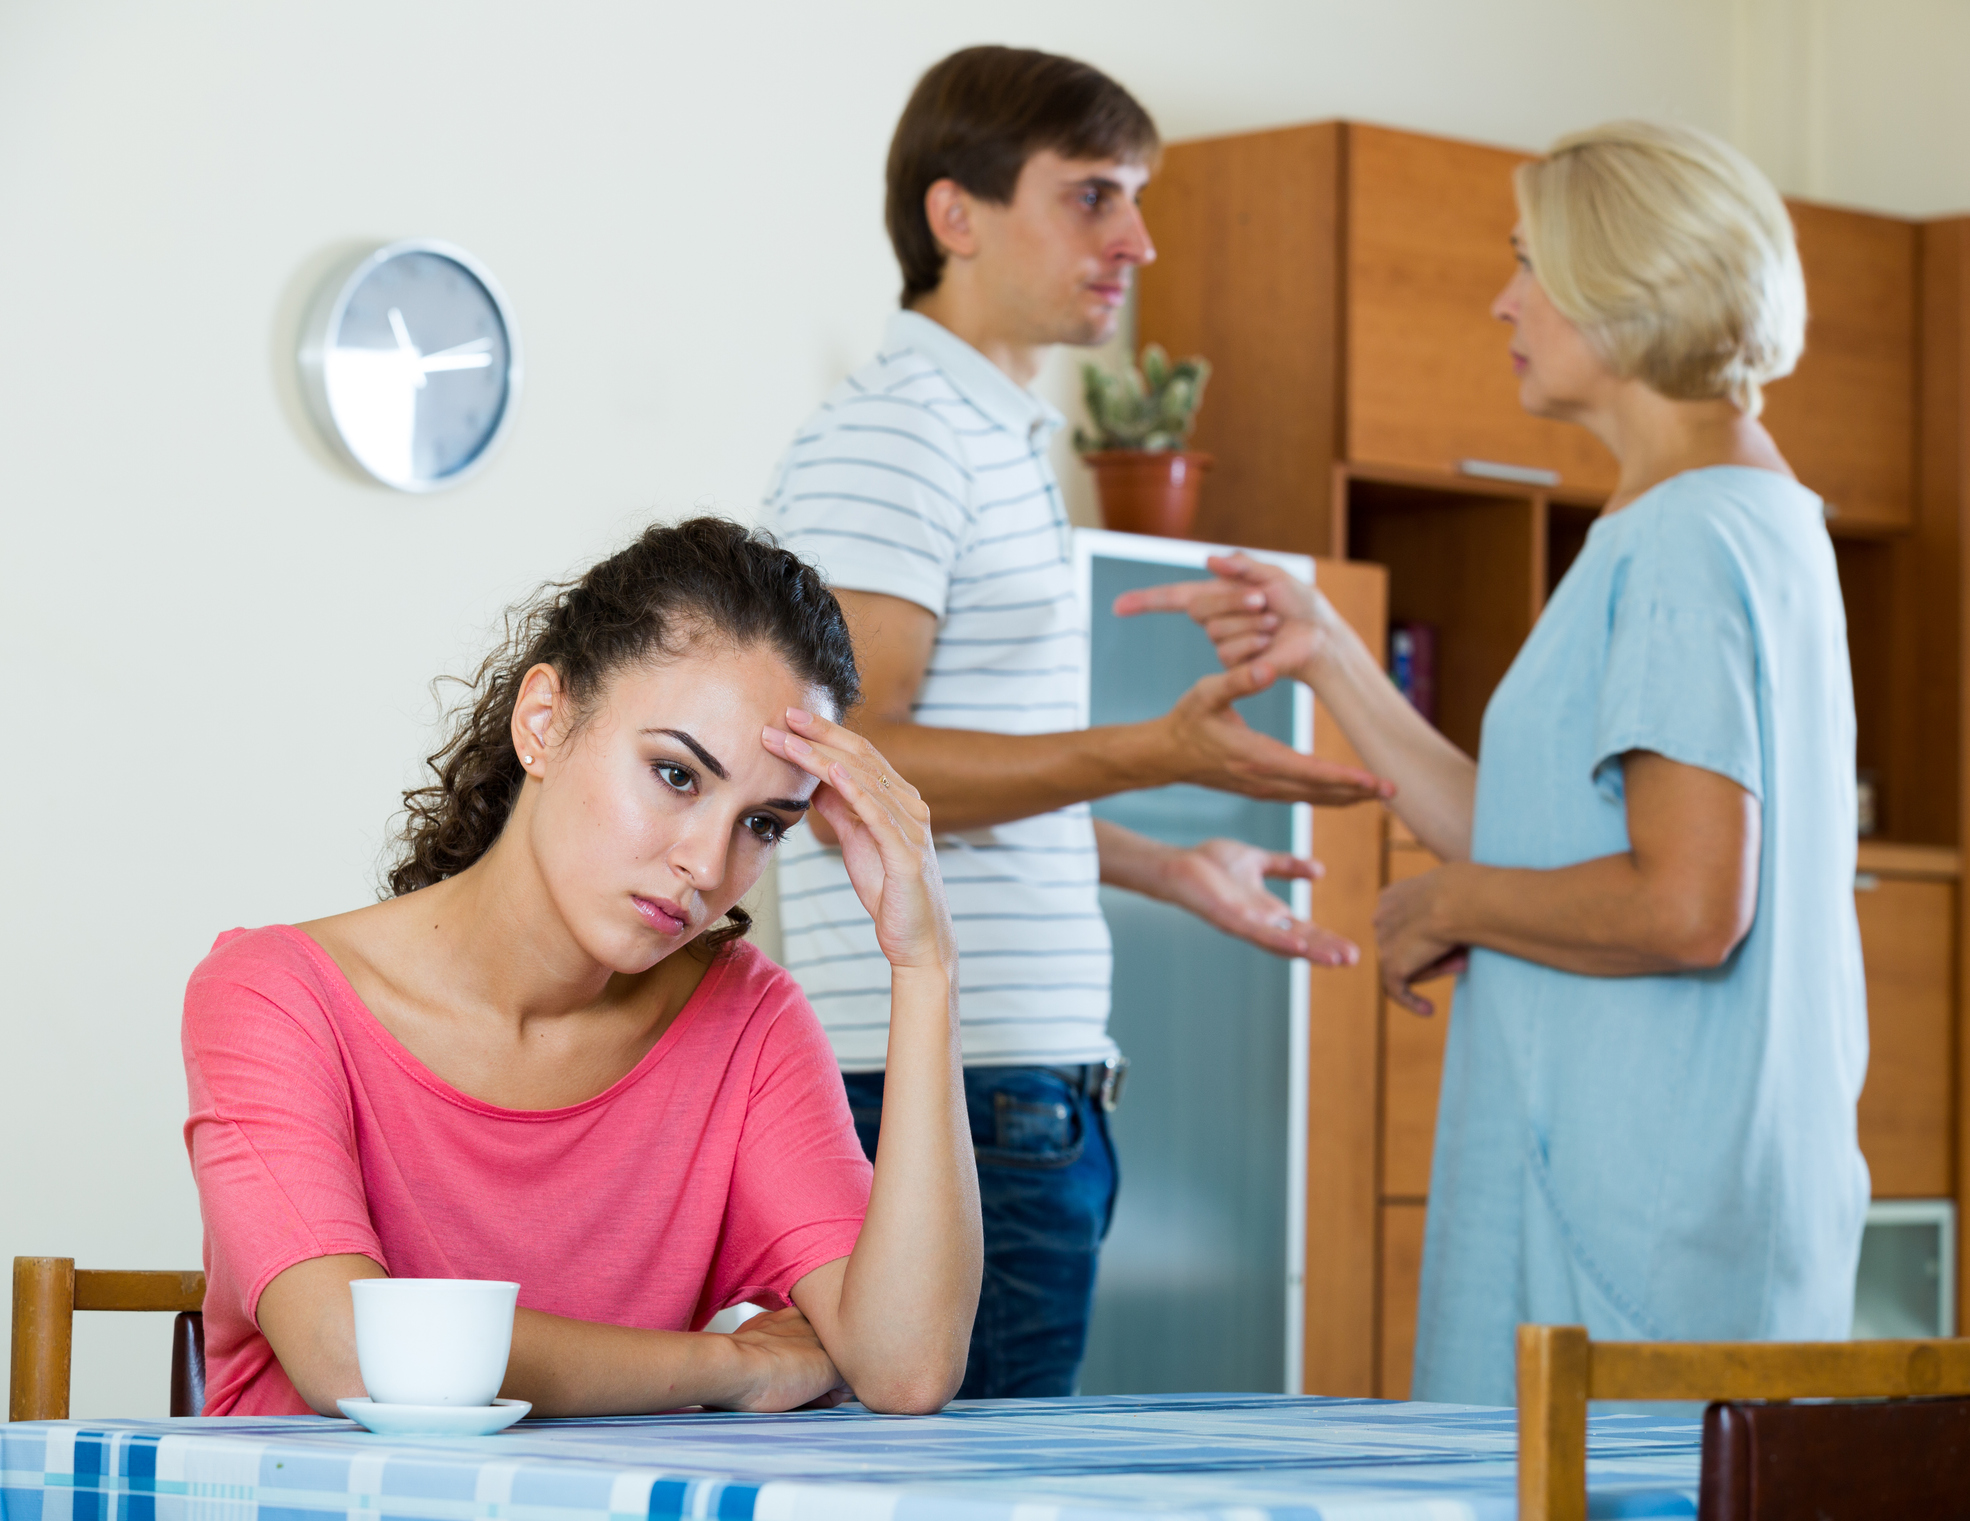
[{"xmin": 885, "ymin": 46, "xmax": 1160, "ymax": 305}]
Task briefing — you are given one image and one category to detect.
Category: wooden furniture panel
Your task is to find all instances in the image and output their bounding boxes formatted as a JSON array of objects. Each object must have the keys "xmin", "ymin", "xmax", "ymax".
[
  {"xmin": 1383, "ymin": 844, "xmax": 1453, "ymax": 1198},
  {"xmin": 1378, "ymin": 1202, "xmax": 1427, "ymax": 1398},
  {"xmin": 1137, "ymin": 124, "xmax": 1343, "ymax": 557},
  {"xmin": 1835, "ymin": 540, "xmax": 1897, "ymax": 822},
  {"xmin": 1344, "ymin": 477, "xmax": 1540, "ymax": 756},
  {"xmin": 1345, "ymin": 124, "xmax": 1617, "ymax": 493},
  {"xmin": 1854, "ymin": 876, "xmax": 1955, "ymax": 1197},
  {"xmin": 1763, "ymin": 205, "xmax": 1917, "ymax": 531},
  {"xmin": 1303, "ymin": 556, "xmax": 1389, "ymax": 1395},
  {"xmin": 1855, "ymin": 842, "xmax": 1962, "ymax": 880},
  {"xmin": 1935, "ymin": 218, "xmax": 1970, "ymax": 1331}
]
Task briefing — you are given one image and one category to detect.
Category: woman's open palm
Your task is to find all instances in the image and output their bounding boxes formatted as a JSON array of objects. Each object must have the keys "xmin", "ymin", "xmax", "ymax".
[{"xmin": 762, "ymin": 709, "xmax": 956, "ymax": 975}]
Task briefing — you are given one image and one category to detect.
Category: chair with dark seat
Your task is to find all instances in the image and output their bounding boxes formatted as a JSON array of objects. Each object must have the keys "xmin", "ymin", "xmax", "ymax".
[
  {"xmin": 1517, "ymin": 1323, "xmax": 1970, "ymax": 1521},
  {"xmin": 10, "ymin": 1256, "xmax": 206, "ymax": 1420}
]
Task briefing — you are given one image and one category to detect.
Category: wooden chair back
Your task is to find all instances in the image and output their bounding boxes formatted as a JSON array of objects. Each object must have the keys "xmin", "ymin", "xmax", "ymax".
[
  {"xmin": 1518, "ymin": 1323, "xmax": 1970, "ymax": 1521},
  {"xmin": 11, "ymin": 1257, "xmax": 207, "ymax": 1421}
]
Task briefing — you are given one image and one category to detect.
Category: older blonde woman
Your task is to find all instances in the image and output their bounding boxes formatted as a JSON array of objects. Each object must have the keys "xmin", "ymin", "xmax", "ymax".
[{"xmin": 1122, "ymin": 121, "xmax": 1868, "ymax": 1403}]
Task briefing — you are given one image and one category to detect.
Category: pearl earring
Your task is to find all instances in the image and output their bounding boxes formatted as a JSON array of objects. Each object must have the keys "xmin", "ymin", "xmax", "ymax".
[{"xmin": 522, "ymin": 754, "xmax": 535, "ymax": 765}]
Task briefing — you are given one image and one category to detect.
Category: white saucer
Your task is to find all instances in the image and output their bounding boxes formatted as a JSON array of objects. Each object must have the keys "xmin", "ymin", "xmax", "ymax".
[{"xmin": 337, "ymin": 1397, "xmax": 531, "ymax": 1436}]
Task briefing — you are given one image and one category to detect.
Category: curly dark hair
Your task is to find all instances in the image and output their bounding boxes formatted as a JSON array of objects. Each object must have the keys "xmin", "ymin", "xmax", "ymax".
[{"xmin": 387, "ymin": 517, "xmax": 860, "ymax": 951}]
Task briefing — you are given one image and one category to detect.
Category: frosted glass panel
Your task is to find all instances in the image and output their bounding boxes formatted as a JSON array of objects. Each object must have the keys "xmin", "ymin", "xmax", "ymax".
[
  {"xmin": 1078, "ymin": 551, "xmax": 1297, "ymax": 1395},
  {"xmin": 1853, "ymin": 1200, "xmax": 1955, "ymax": 1339}
]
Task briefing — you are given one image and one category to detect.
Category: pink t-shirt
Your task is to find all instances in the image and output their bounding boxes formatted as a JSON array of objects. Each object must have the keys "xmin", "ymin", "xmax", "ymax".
[{"xmin": 181, "ymin": 925, "xmax": 872, "ymax": 1416}]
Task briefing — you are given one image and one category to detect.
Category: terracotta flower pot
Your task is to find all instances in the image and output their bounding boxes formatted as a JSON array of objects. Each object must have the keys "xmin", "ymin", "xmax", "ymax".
[{"xmin": 1081, "ymin": 450, "xmax": 1214, "ymax": 539}]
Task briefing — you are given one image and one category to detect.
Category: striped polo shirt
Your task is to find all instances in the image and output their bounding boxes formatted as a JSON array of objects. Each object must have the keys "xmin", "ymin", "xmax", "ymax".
[{"xmin": 764, "ymin": 310, "xmax": 1116, "ymax": 1072}]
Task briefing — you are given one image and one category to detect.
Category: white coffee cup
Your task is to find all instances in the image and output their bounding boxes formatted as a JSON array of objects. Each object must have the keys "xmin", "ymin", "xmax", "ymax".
[{"xmin": 350, "ymin": 1278, "xmax": 520, "ymax": 1407}]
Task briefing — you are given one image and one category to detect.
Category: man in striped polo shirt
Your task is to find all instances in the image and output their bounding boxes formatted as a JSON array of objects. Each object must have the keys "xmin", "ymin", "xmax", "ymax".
[{"xmin": 766, "ymin": 45, "xmax": 1389, "ymax": 1398}]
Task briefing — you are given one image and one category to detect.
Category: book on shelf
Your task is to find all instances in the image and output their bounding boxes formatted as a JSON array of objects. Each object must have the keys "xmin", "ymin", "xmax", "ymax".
[{"xmin": 1390, "ymin": 622, "xmax": 1437, "ymax": 724}]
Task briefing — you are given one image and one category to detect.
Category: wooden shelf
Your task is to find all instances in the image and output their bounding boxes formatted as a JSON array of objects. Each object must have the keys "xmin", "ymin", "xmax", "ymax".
[
  {"xmin": 1857, "ymin": 841, "xmax": 1962, "ymax": 879},
  {"xmin": 1339, "ymin": 459, "xmax": 1606, "ymax": 512},
  {"xmin": 1399, "ymin": 817, "xmax": 1957, "ymax": 880}
]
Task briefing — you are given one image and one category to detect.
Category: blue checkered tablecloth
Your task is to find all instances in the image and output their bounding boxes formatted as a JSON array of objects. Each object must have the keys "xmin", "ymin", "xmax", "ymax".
[{"xmin": 2, "ymin": 1394, "xmax": 1701, "ymax": 1521}]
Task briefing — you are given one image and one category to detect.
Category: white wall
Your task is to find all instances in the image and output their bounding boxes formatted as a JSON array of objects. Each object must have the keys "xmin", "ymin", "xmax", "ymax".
[{"xmin": 1, "ymin": 0, "xmax": 1960, "ymax": 1416}]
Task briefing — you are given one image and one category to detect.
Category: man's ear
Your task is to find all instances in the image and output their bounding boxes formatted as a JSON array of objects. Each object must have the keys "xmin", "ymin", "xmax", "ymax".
[
  {"xmin": 509, "ymin": 663, "xmax": 563, "ymax": 775},
  {"xmin": 923, "ymin": 178, "xmax": 979, "ymax": 261}
]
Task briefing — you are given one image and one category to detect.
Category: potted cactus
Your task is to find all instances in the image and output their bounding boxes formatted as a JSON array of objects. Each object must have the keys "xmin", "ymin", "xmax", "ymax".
[{"xmin": 1073, "ymin": 344, "xmax": 1213, "ymax": 537}]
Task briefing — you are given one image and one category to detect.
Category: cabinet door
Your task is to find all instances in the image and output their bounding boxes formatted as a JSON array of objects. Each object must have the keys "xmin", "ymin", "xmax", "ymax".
[
  {"xmin": 1345, "ymin": 124, "xmax": 1617, "ymax": 492},
  {"xmin": 1136, "ymin": 123, "xmax": 1345, "ymax": 556},
  {"xmin": 1761, "ymin": 204, "xmax": 1916, "ymax": 531},
  {"xmin": 1378, "ymin": 1202, "xmax": 1427, "ymax": 1399},
  {"xmin": 1382, "ymin": 842, "xmax": 1455, "ymax": 1197},
  {"xmin": 1854, "ymin": 875, "xmax": 1954, "ymax": 1196}
]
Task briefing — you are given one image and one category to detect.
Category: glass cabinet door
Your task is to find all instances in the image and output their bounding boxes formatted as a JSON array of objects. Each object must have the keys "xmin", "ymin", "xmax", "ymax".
[{"xmin": 1077, "ymin": 533, "xmax": 1309, "ymax": 1395}]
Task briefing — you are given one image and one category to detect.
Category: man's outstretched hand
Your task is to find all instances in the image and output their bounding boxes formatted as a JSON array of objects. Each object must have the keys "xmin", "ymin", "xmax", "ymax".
[
  {"xmin": 1154, "ymin": 659, "xmax": 1393, "ymax": 807},
  {"xmin": 1157, "ymin": 837, "xmax": 1359, "ymax": 966}
]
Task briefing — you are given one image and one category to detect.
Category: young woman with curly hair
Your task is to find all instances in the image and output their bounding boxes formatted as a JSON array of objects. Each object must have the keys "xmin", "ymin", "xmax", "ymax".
[{"xmin": 181, "ymin": 518, "xmax": 979, "ymax": 1417}]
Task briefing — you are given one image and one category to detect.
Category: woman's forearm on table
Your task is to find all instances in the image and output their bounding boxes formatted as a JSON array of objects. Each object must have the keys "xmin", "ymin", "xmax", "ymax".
[
  {"xmin": 259, "ymin": 1255, "xmax": 756, "ymax": 1417},
  {"xmin": 820, "ymin": 965, "xmax": 980, "ymax": 1413},
  {"xmin": 1302, "ymin": 622, "xmax": 1477, "ymax": 860},
  {"xmin": 1431, "ymin": 853, "xmax": 1750, "ymax": 976},
  {"xmin": 503, "ymin": 1311, "xmax": 755, "ymax": 1416}
]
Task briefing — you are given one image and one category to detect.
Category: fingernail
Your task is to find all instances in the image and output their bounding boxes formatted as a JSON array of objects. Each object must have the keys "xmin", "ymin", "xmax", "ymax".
[
  {"xmin": 784, "ymin": 734, "xmax": 811, "ymax": 756},
  {"xmin": 787, "ymin": 707, "xmax": 814, "ymax": 725},
  {"xmin": 1245, "ymin": 592, "xmax": 1265, "ymax": 608}
]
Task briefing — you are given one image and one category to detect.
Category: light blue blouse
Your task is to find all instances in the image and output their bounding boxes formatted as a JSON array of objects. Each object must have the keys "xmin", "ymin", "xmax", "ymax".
[{"xmin": 1412, "ymin": 466, "xmax": 1870, "ymax": 1407}]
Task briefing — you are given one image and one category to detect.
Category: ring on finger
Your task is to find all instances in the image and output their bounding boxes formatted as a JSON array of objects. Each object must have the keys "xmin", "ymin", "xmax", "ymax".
[{"xmin": 877, "ymin": 773, "xmax": 892, "ymax": 789}]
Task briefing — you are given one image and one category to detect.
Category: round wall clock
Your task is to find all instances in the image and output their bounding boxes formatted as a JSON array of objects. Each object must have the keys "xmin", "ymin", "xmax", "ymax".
[{"xmin": 297, "ymin": 239, "xmax": 522, "ymax": 492}]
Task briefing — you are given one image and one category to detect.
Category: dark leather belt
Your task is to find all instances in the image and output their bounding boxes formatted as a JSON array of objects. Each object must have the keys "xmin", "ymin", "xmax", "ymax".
[{"xmin": 1039, "ymin": 1056, "xmax": 1130, "ymax": 1113}]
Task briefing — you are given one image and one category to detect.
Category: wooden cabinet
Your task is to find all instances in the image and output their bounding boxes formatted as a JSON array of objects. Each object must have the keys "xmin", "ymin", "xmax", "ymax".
[
  {"xmin": 1346, "ymin": 125, "xmax": 1617, "ymax": 495},
  {"xmin": 1133, "ymin": 123, "xmax": 1345, "ymax": 561},
  {"xmin": 1382, "ymin": 840, "xmax": 1452, "ymax": 1198},
  {"xmin": 1342, "ymin": 469, "xmax": 1552, "ymax": 754},
  {"xmin": 1140, "ymin": 120, "xmax": 1921, "ymax": 553},
  {"xmin": 1764, "ymin": 206, "xmax": 1918, "ymax": 531},
  {"xmin": 1144, "ymin": 118, "xmax": 1966, "ymax": 1396},
  {"xmin": 1378, "ymin": 1202, "xmax": 1427, "ymax": 1400},
  {"xmin": 1302, "ymin": 555, "xmax": 1391, "ymax": 1396},
  {"xmin": 1853, "ymin": 857, "xmax": 1958, "ymax": 1195}
]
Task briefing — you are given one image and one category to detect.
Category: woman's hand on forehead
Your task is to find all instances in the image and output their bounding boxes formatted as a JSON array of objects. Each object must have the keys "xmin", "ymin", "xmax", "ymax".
[{"xmin": 760, "ymin": 707, "xmax": 956, "ymax": 976}]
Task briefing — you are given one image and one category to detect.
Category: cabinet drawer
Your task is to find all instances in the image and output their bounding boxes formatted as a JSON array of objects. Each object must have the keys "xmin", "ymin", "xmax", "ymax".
[
  {"xmin": 1345, "ymin": 124, "xmax": 1617, "ymax": 492},
  {"xmin": 1854, "ymin": 875, "xmax": 1954, "ymax": 1196},
  {"xmin": 1378, "ymin": 1201, "xmax": 1427, "ymax": 1398},
  {"xmin": 1383, "ymin": 844, "xmax": 1454, "ymax": 1197}
]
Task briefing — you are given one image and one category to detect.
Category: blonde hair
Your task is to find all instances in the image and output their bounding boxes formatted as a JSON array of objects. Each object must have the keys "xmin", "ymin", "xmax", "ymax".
[{"xmin": 1514, "ymin": 120, "xmax": 1805, "ymax": 415}]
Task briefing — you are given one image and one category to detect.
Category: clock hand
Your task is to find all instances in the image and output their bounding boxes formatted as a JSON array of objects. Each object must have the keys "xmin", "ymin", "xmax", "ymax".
[
  {"xmin": 387, "ymin": 307, "xmax": 427, "ymax": 390},
  {"xmin": 420, "ymin": 353, "xmax": 495, "ymax": 373},
  {"xmin": 420, "ymin": 336, "xmax": 494, "ymax": 360},
  {"xmin": 418, "ymin": 336, "xmax": 495, "ymax": 374}
]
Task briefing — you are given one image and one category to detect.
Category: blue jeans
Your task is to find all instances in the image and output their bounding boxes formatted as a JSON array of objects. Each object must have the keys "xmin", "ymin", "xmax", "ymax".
[{"xmin": 842, "ymin": 1065, "xmax": 1119, "ymax": 1398}]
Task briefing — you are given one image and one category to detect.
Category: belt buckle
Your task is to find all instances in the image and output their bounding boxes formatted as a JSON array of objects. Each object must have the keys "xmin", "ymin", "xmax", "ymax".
[{"xmin": 1098, "ymin": 1055, "xmax": 1129, "ymax": 1113}]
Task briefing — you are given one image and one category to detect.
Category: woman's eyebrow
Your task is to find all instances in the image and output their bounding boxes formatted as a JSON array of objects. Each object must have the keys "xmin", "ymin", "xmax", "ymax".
[
  {"xmin": 763, "ymin": 796, "xmax": 812, "ymax": 813},
  {"xmin": 643, "ymin": 727, "xmax": 727, "ymax": 780}
]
